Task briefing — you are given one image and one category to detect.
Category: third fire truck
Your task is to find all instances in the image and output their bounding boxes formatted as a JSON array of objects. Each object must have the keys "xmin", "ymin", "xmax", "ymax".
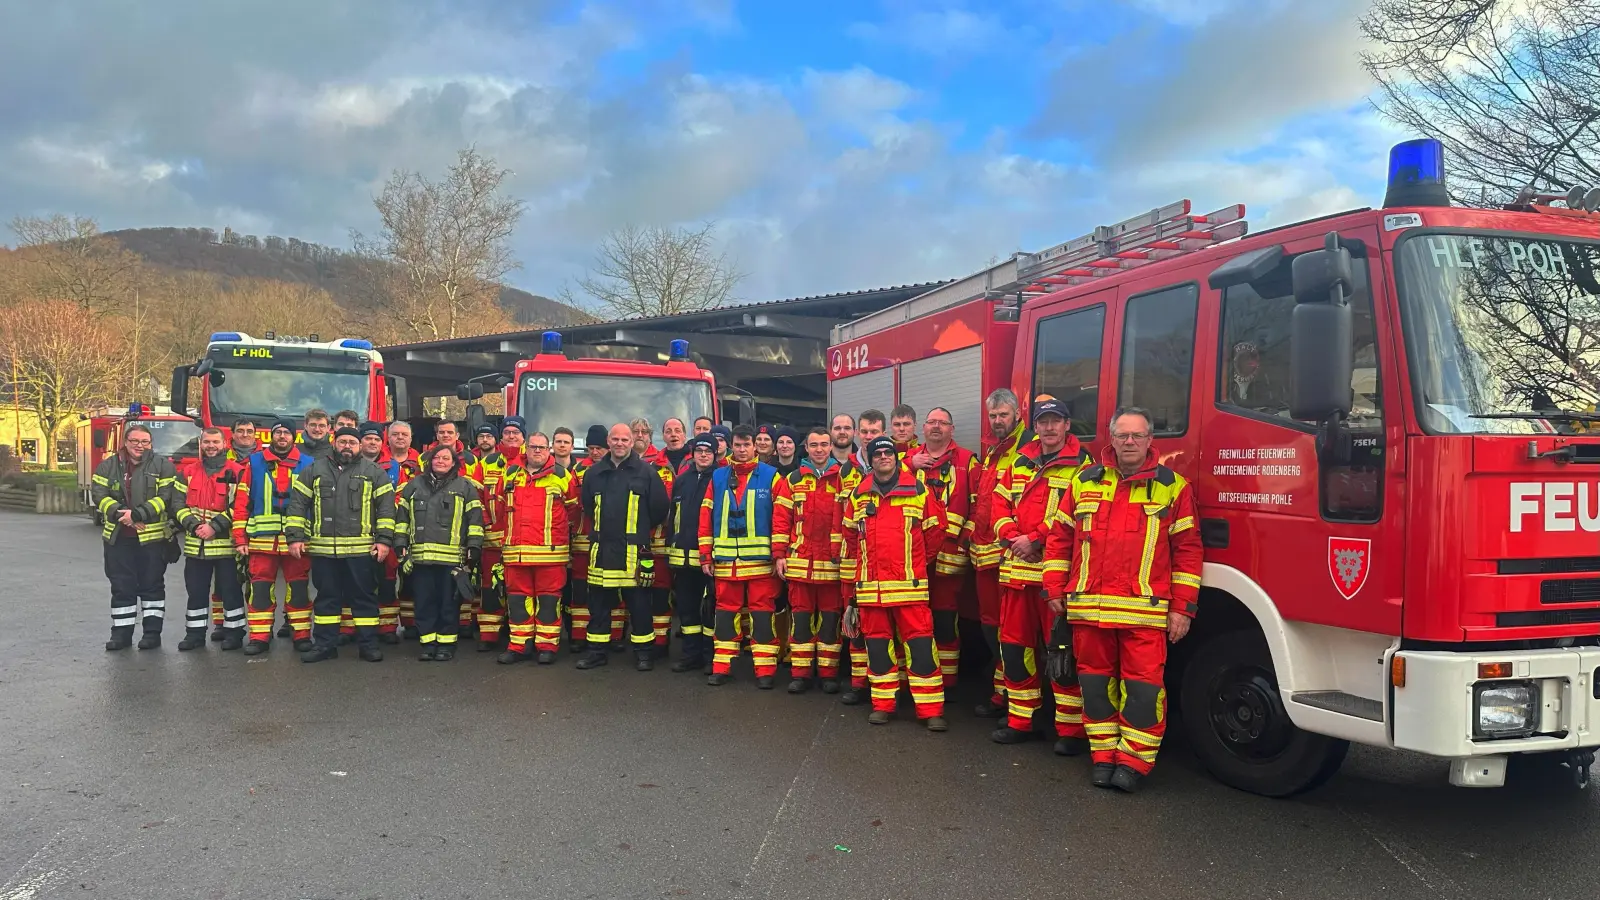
[{"xmin": 830, "ymin": 138, "xmax": 1600, "ymax": 795}]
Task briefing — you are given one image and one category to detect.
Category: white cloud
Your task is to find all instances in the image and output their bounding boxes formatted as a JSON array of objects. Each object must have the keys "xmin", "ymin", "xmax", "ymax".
[{"xmin": 847, "ymin": 2, "xmax": 1007, "ymax": 56}]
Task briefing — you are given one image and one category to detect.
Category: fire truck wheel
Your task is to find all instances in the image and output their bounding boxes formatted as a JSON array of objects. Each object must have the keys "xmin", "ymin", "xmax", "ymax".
[{"xmin": 1180, "ymin": 629, "xmax": 1349, "ymax": 798}]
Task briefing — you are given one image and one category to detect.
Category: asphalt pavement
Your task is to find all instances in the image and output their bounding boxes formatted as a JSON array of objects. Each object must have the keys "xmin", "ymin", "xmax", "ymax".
[{"xmin": 0, "ymin": 511, "xmax": 1596, "ymax": 900}]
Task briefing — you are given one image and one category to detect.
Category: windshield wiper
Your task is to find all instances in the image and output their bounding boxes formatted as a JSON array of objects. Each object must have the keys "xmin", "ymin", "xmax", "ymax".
[{"xmin": 1471, "ymin": 410, "xmax": 1600, "ymax": 423}]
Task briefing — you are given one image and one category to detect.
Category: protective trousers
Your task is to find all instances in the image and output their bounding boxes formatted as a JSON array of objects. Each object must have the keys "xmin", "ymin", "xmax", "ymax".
[
  {"xmin": 588, "ymin": 587, "xmax": 653, "ymax": 652},
  {"xmin": 246, "ymin": 553, "xmax": 311, "ymax": 643},
  {"xmin": 309, "ymin": 556, "xmax": 379, "ymax": 649},
  {"xmin": 477, "ymin": 547, "xmax": 505, "ymax": 642},
  {"xmin": 929, "ymin": 573, "xmax": 965, "ymax": 686},
  {"xmin": 410, "ymin": 563, "xmax": 461, "ymax": 647},
  {"xmin": 503, "ymin": 564, "xmax": 567, "ymax": 654},
  {"xmin": 998, "ymin": 585, "xmax": 1085, "ymax": 737},
  {"xmin": 712, "ymin": 578, "xmax": 780, "ymax": 676},
  {"xmin": 372, "ymin": 554, "xmax": 402, "ymax": 635},
  {"xmin": 105, "ymin": 539, "xmax": 168, "ymax": 637},
  {"xmin": 787, "ymin": 581, "xmax": 842, "ymax": 681},
  {"xmin": 861, "ymin": 605, "xmax": 943, "ymax": 718},
  {"xmin": 567, "ymin": 579, "xmax": 591, "ymax": 647},
  {"xmin": 975, "ymin": 568, "xmax": 1005, "ymax": 707},
  {"xmin": 651, "ymin": 561, "xmax": 673, "ymax": 650},
  {"xmin": 185, "ymin": 557, "xmax": 244, "ymax": 636},
  {"xmin": 671, "ymin": 566, "xmax": 713, "ymax": 662},
  {"xmin": 1074, "ymin": 624, "xmax": 1168, "ymax": 775}
]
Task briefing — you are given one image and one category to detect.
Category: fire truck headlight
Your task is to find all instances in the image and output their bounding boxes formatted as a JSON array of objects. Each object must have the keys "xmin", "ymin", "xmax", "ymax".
[{"xmin": 1472, "ymin": 681, "xmax": 1537, "ymax": 740}]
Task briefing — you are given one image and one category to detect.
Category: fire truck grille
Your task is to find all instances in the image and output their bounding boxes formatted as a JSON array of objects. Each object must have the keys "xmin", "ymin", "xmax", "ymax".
[
  {"xmin": 1498, "ymin": 608, "xmax": 1600, "ymax": 628},
  {"xmin": 1539, "ymin": 579, "xmax": 1600, "ymax": 605},
  {"xmin": 1498, "ymin": 557, "xmax": 1600, "ymax": 575}
]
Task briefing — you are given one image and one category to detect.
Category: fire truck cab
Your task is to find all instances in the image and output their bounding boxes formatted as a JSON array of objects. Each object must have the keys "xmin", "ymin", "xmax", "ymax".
[
  {"xmin": 830, "ymin": 139, "xmax": 1600, "ymax": 795},
  {"xmin": 75, "ymin": 404, "xmax": 201, "ymax": 520}
]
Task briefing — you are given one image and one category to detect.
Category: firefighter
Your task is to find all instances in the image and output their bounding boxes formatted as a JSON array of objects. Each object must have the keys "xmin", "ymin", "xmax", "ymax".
[
  {"xmin": 991, "ymin": 398, "xmax": 1090, "ymax": 753},
  {"xmin": 334, "ymin": 410, "xmax": 361, "ymax": 431},
  {"xmin": 710, "ymin": 424, "xmax": 731, "ymax": 460},
  {"xmin": 839, "ymin": 436, "xmax": 947, "ymax": 730},
  {"xmin": 299, "ymin": 408, "xmax": 333, "ymax": 461},
  {"xmin": 565, "ymin": 424, "xmax": 610, "ymax": 653},
  {"xmin": 692, "ymin": 416, "xmax": 713, "ymax": 436},
  {"xmin": 889, "ymin": 404, "xmax": 921, "ymax": 459},
  {"xmin": 1043, "ymin": 408, "xmax": 1203, "ymax": 793},
  {"xmin": 232, "ymin": 419, "xmax": 315, "ymax": 654},
  {"xmin": 174, "ymin": 427, "xmax": 246, "ymax": 651},
  {"xmin": 496, "ymin": 431, "xmax": 573, "ymax": 664},
  {"xmin": 339, "ymin": 421, "xmax": 389, "ymax": 644},
  {"xmin": 772, "ymin": 428, "xmax": 800, "ymax": 477},
  {"xmin": 426, "ymin": 421, "xmax": 474, "ymax": 472},
  {"xmin": 285, "ymin": 426, "xmax": 397, "ymax": 663},
  {"xmin": 665, "ymin": 434, "xmax": 719, "ymax": 673},
  {"xmin": 209, "ymin": 418, "xmax": 259, "ymax": 641},
  {"xmin": 828, "ymin": 413, "xmax": 856, "ymax": 469},
  {"xmin": 381, "ymin": 421, "xmax": 421, "ymax": 642},
  {"xmin": 782, "ymin": 426, "xmax": 846, "ymax": 694},
  {"xmin": 358, "ymin": 422, "xmax": 385, "ymax": 462},
  {"xmin": 467, "ymin": 419, "xmax": 523, "ymax": 649},
  {"xmin": 970, "ymin": 388, "xmax": 1028, "ymax": 718},
  {"xmin": 754, "ymin": 425, "xmax": 776, "ymax": 462},
  {"xmin": 393, "ymin": 444, "xmax": 484, "ymax": 661},
  {"xmin": 577, "ymin": 423, "xmax": 669, "ymax": 671},
  {"xmin": 910, "ymin": 407, "xmax": 977, "ymax": 687},
  {"xmin": 632, "ymin": 417, "xmax": 676, "ymax": 656},
  {"xmin": 662, "ymin": 417, "xmax": 691, "ymax": 473},
  {"xmin": 91, "ymin": 422, "xmax": 178, "ymax": 651},
  {"xmin": 698, "ymin": 426, "xmax": 792, "ymax": 688},
  {"xmin": 551, "ymin": 427, "xmax": 576, "ymax": 471},
  {"xmin": 837, "ymin": 409, "xmax": 882, "ymax": 706}
]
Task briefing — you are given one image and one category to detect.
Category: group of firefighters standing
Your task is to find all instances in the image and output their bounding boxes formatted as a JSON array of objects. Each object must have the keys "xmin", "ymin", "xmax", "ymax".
[{"xmin": 89, "ymin": 392, "xmax": 1202, "ymax": 793}]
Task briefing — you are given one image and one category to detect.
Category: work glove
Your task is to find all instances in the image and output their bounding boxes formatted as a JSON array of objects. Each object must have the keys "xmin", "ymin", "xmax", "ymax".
[
  {"xmin": 638, "ymin": 555, "xmax": 655, "ymax": 574},
  {"xmin": 1046, "ymin": 614, "xmax": 1076, "ymax": 684},
  {"xmin": 466, "ymin": 546, "xmax": 481, "ymax": 566},
  {"xmin": 393, "ymin": 544, "xmax": 409, "ymax": 561},
  {"xmin": 842, "ymin": 604, "xmax": 861, "ymax": 640}
]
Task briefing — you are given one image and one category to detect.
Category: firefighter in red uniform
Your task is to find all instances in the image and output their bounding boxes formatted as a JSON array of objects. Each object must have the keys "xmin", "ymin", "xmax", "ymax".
[
  {"xmin": 991, "ymin": 398, "xmax": 1090, "ymax": 753},
  {"xmin": 425, "ymin": 421, "xmax": 475, "ymax": 471},
  {"xmin": 633, "ymin": 417, "xmax": 676, "ymax": 656},
  {"xmin": 1043, "ymin": 407, "xmax": 1203, "ymax": 793},
  {"xmin": 837, "ymin": 409, "xmax": 884, "ymax": 706},
  {"xmin": 380, "ymin": 421, "xmax": 421, "ymax": 640},
  {"xmin": 565, "ymin": 425, "xmax": 609, "ymax": 652},
  {"xmin": 467, "ymin": 419, "xmax": 524, "ymax": 648},
  {"xmin": 909, "ymin": 407, "xmax": 977, "ymax": 687},
  {"xmin": 782, "ymin": 426, "xmax": 846, "ymax": 694},
  {"xmin": 496, "ymin": 430, "xmax": 574, "ymax": 664},
  {"xmin": 208, "ymin": 418, "xmax": 260, "ymax": 641},
  {"xmin": 699, "ymin": 426, "xmax": 792, "ymax": 688},
  {"xmin": 890, "ymin": 404, "xmax": 921, "ymax": 459},
  {"xmin": 665, "ymin": 435, "xmax": 720, "ymax": 673},
  {"xmin": 970, "ymin": 389, "xmax": 1028, "ymax": 718},
  {"xmin": 840, "ymin": 436, "xmax": 947, "ymax": 730},
  {"xmin": 231, "ymin": 419, "xmax": 315, "ymax": 654},
  {"xmin": 174, "ymin": 427, "xmax": 247, "ymax": 651}
]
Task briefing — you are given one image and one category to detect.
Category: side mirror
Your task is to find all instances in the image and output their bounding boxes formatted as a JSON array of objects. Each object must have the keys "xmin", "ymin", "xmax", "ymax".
[
  {"xmin": 208, "ymin": 370, "xmax": 225, "ymax": 387},
  {"xmin": 388, "ymin": 375, "xmax": 412, "ymax": 420},
  {"xmin": 464, "ymin": 403, "xmax": 488, "ymax": 437},
  {"xmin": 169, "ymin": 365, "xmax": 191, "ymax": 417},
  {"xmin": 194, "ymin": 358, "xmax": 214, "ymax": 377},
  {"xmin": 1288, "ymin": 234, "xmax": 1355, "ymax": 422},
  {"xmin": 457, "ymin": 382, "xmax": 485, "ymax": 401},
  {"xmin": 737, "ymin": 397, "xmax": 757, "ymax": 428}
]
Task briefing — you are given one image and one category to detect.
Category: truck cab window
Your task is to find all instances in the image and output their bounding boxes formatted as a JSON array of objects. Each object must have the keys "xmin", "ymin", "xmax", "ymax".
[
  {"xmin": 1032, "ymin": 304, "xmax": 1106, "ymax": 438},
  {"xmin": 1118, "ymin": 284, "xmax": 1198, "ymax": 435}
]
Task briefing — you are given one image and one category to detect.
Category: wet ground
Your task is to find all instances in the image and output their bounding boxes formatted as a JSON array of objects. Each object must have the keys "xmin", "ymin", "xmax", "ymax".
[{"xmin": 0, "ymin": 511, "xmax": 1595, "ymax": 899}]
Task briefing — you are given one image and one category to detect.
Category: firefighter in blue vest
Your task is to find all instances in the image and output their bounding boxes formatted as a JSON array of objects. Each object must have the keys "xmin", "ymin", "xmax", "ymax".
[{"xmin": 230, "ymin": 419, "xmax": 316, "ymax": 654}]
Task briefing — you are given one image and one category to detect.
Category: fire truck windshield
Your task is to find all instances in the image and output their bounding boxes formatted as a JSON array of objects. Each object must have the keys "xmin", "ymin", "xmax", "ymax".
[
  {"xmin": 1398, "ymin": 232, "xmax": 1600, "ymax": 435},
  {"xmin": 141, "ymin": 419, "xmax": 202, "ymax": 460},
  {"xmin": 205, "ymin": 352, "xmax": 370, "ymax": 422},
  {"xmin": 518, "ymin": 372, "xmax": 714, "ymax": 448}
]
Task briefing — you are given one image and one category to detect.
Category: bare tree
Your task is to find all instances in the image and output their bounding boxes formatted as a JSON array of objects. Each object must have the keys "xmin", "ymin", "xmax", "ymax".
[
  {"xmin": 1361, "ymin": 0, "xmax": 1600, "ymax": 203},
  {"xmin": 0, "ymin": 301, "xmax": 130, "ymax": 469},
  {"xmin": 7, "ymin": 214, "xmax": 142, "ymax": 314},
  {"xmin": 566, "ymin": 222, "xmax": 744, "ymax": 319},
  {"xmin": 353, "ymin": 146, "xmax": 525, "ymax": 342}
]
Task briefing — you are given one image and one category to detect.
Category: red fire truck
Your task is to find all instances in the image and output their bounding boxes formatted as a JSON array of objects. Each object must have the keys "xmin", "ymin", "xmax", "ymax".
[
  {"xmin": 462, "ymin": 332, "xmax": 751, "ymax": 446},
  {"xmin": 829, "ymin": 138, "xmax": 1600, "ymax": 795},
  {"xmin": 75, "ymin": 404, "xmax": 202, "ymax": 518},
  {"xmin": 169, "ymin": 332, "xmax": 398, "ymax": 439}
]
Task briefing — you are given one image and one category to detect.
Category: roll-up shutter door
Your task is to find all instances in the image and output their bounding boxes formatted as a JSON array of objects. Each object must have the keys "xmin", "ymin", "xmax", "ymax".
[
  {"xmin": 829, "ymin": 367, "xmax": 896, "ymax": 425},
  {"xmin": 899, "ymin": 346, "xmax": 983, "ymax": 451}
]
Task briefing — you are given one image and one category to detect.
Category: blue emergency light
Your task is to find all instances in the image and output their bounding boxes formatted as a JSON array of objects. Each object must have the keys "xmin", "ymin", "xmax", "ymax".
[
  {"xmin": 669, "ymin": 339, "xmax": 690, "ymax": 361},
  {"xmin": 541, "ymin": 331, "xmax": 563, "ymax": 354},
  {"xmin": 1383, "ymin": 138, "xmax": 1450, "ymax": 209},
  {"xmin": 339, "ymin": 338, "xmax": 374, "ymax": 350},
  {"xmin": 209, "ymin": 332, "xmax": 242, "ymax": 342}
]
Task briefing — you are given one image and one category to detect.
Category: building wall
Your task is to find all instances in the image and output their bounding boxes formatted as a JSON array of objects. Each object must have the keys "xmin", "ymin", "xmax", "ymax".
[{"xmin": 0, "ymin": 406, "xmax": 63, "ymax": 464}]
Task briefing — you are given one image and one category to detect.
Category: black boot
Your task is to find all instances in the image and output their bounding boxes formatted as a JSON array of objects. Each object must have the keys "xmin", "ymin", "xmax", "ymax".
[
  {"xmin": 276, "ymin": 621, "xmax": 292, "ymax": 639},
  {"xmin": 379, "ymin": 631, "xmax": 401, "ymax": 645},
  {"xmin": 671, "ymin": 654, "xmax": 704, "ymax": 673},
  {"xmin": 609, "ymin": 640, "xmax": 626, "ymax": 653},
  {"xmin": 840, "ymin": 687, "xmax": 866, "ymax": 706},
  {"xmin": 220, "ymin": 628, "xmax": 245, "ymax": 651},
  {"xmin": 787, "ymin": 677, "xmax": 811, "ymax": 694},
  {"xmin": 1109, "ymin": 765, "xmax": 1144, "ymax": 794},
  {"xmin": 497, "ymin": 648, "xmax": 529, "ymax": 665},
  {"xmin": 434, "ymin": 645, "xmax": 456, "ymax": 661},
  {"xmin": 293, "ymin": 638, "xmax": 314, "ymax": 652},
  {"xmin": 209, "ymin": 628, "xmax": 225, "ymax": 643},
  {"xmin": 536, "ymin": 650, "xmax": 556, "ymax": 664},
  {"xmin": 755, "ymin": 675, "xmax": 775, "ymax": 690},
  {"xmin": 299, "ymin": 644, "xmax": 338, "ymax": 663},
  {"xmin": 576, "ymin": 649, "xmax": 609, "ymax": 670},
  {"xmin": 359, "ymin": 644, "xmax": 384, "ymax": 663},
  {"xmin": 1054, "ymin": 737, "xmax": 1089, "ymax": 757},
  {"xmin": 706, "ymin": 672, "xmax": 729, "ymax": 686},
  {"xmin": 990, "ymin": 726, "xmax": 1034, "ymax": 745},
  {"xmin": 1090, "ymin": 763, "xmax": 1117, "ymax": 788},
  {"xmin": 242, "ymin": 639, "xmax": 269, "ymax": 656},
  {"xmin": 137, "ymin": 632, "xmax": 161, "ymax": 650},
  {"xmin": 177, "ymin": 629, "xmax": 207, "ymax": 652},
  {"xmin": 402, "ymin": 626, "xmax": 420, "ymax": 640},
  {"xmin": 819, "ymin": 679, "xmax": 840, "ymax": 694},
  {"xmin": 418, "ymin": 645, "xmax": 438, "ymax": 662},
  {"xmin": 635, "ymin": 650, "xmax": 654, "ymax": 672},
  {"xmin": 973, "ymin": 699, "xmax": 1005, "ymax": 719},
  {"xmin": 104, "ymin": 627, "xmax": 134, "ymax": 652}
]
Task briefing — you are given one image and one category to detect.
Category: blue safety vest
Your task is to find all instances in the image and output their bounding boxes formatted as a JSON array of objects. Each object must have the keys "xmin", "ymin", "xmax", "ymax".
[
  {"xmin": 709, "ymin": 463, "xmax": 776, "ymax": 562},
  {"xmin": 244, "ymin": 449, "xmax": 314, "ymax": 536}
]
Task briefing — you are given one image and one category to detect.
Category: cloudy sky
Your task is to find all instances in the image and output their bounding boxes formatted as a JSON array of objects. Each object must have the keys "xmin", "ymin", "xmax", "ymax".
[{"xmin": 0, "ymin": 0, "xmax": 1401, "ymax": 303}]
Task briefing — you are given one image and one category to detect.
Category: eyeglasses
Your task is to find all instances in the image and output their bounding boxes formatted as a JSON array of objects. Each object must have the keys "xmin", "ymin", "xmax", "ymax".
[
  {"xmin": 870, "ymin": 449, "xmax": 896, "ymax": 459},
  {"xmin": 528, "ymin": 445, "xmax": 550, "ymax": 451},
  {"xmin": 124, "ymin": 438, "xmax": 152, "ymax": 447},
  {"xmin": 1110, "ymin": 432, "xmax": 1151, "ymax": 443}
]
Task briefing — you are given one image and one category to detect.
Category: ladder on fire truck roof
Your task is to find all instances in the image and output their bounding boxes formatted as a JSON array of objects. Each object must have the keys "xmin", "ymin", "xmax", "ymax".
[{"xmin": 833, "ymin": 200, "xmax": 1248, "ymax": 343}]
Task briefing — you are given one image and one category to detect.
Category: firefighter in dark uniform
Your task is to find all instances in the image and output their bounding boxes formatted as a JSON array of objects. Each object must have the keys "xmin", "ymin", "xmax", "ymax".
[
  {"xmin": 665, "ymin": 434, "xmax": 720, "ymax": 672},
  {"xmin": 285, "ymin": 426, "xmax": 396, "ymax": 662},
  {"xmin": 91, "ymin": 422, "xmax": 178, "ymax": 651},
  {"xmin": 393, "ymin": 445, "xmax": 485, "ymax": 661},
  {"xmin": 576, "ymin": 423, "xmax": 670, "ymax": 671}
]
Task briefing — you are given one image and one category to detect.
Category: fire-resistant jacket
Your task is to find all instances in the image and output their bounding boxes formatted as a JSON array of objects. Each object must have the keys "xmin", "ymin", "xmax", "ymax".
[
  {"xmin": 994, "ymin": 434, "xmax": 1090, "ymax": 587},
  {"xmin": 666, "ymin": 460, "xmax": 721, "ymax": 567},
  {"xmin": 174, "ymin": 454, "xmax": 245, "ymax": 559},
  {"xmin": 969, "ymin": 421, "xmax": 1028, "ymax": 569},
  {"xmin": 499, "ymin": 456, "xmax": 574, "ymax": 566},
  {"xmin": 467, "ymin": 448, "xmax": 523, "ymax": 549},
  {"xmin": 640, "ymin": 445, "xmax": 676, "ymax": 561},
  {"xmin": 91, "ymin": 451, "xmax": 178, "ymax": 545},
  {"xmin": 393, "ymin": 469, "xmax": 484, "ymax": 566},
  {"xmin": 422, "ymin": 440, "xmax": 475, "ymax": 475},
  {"xmin": 839, "ymin": 468, "xmax": 947, "ymax": 606},
  {"xmin": 782, "ymin": 458, "xmax": 846, "ymax": 583},
  {"xmin": 696, "ymin": 460, "xmax": 792, "ymax": 580},
  {"xmin": 284, "ymin": 456, "xmax": 396, "ymax": 556},
  {"xmin": 1042, "ymin": 446, "xmax": 1204, "ymax": 629},
  {"xmin": 569, "ymin": 456, "xmax": 596, "ymax": 579},
  {"xmin": 298, "ymin": 432, "xmax": 333, "ymax": 462},
  {"xmin": 919, "ymin": 443, "xmax": 978, "ymax": 576},
  {"xmin": 580, "ymin": 452, "xmax": 669, "ymax": 589},
  {"xmin": 380, "ymin": 448, "xmax": 421, "ymax": 488},
  {"xmin": 231, "ymin": 445, "xmax": 315, "ymax": 553}
]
